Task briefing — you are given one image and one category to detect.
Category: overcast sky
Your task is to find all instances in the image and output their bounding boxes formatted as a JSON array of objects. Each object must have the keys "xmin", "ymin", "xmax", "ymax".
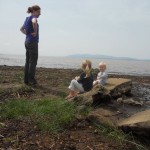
[{"xmin": 0, "ymin": 0, "xmax": 150, "ymax": 59}]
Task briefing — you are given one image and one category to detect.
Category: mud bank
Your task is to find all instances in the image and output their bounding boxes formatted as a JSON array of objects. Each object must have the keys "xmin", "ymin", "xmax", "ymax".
[{"xmin": 0, "ymin": 65, "xmax": 150, "ymax": 150}]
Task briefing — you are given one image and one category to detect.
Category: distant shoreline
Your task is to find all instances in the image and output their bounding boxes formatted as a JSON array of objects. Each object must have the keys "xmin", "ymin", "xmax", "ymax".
[
  {"xmin": 0, "ymin": 54, "xmax": 150, "ymax": 76},
  {"xmin": 1, "ymin": 53, "xmax": 150, "ymax": 61}
]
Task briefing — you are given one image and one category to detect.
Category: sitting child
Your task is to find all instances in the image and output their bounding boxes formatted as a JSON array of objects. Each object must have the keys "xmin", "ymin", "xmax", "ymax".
[
  {"xmin": 65, "ymin": 59, "xmax": 93, "ymax": 100},
  {"xmin": 93, "ymin": 62, "xmax": 108, "ymax": 86}
]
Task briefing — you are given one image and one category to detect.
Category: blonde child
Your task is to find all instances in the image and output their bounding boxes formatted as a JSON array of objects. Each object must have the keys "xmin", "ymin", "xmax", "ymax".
[
  {"xmin": 93, "ymin": 62, "xmax": 108, "ymax": 86},
  {"xmin": 65, "ymin": 59, "xmax": 93, "ymax": 100}
]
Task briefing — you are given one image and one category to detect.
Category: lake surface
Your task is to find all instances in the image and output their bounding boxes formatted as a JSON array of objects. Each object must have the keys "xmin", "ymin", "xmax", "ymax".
[{"xmin": 0, "ymin": 54, "xmax": 150, "ymax": 76}]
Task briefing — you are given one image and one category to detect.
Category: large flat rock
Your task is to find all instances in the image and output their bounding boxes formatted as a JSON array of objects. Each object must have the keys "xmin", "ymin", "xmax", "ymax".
[
  {"xmin": 87, "ymin": 108, "xmax": 120, "ymax": 126},
  {"xmin": 118, "ymin": 109, "xmax": 150, "ymax": 137},
  {"xmin": 105, "ymin": 78, "xmax": 132, "ymax": 98},
  {"xmin": 105, "ymin": 78, "xmax": 132, "ymax": 91},
  {"xmin": 118, "ymin": 109, "xmax": 150, "ymax": 125},
  {"xmin": 72, "ymin": 78, "xmax": 132, "ymax": 105}
]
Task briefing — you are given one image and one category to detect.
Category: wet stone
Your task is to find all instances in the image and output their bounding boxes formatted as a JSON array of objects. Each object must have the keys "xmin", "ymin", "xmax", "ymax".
[{"xmin": 131, "ymin": 82, "xmax": 150, "ymax": 101}]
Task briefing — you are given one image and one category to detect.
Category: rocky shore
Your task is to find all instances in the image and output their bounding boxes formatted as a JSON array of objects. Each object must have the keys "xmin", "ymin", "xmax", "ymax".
[{"xmin": 0, "ymin": 65, "xmax": 150, "ymax": 150}]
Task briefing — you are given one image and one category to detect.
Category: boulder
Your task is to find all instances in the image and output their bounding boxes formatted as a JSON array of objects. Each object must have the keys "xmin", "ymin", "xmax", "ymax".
[
  {"xmin": 118, "ymin": 109, "xmax": 150, "ymax": 137},
  {"xmin": 105, "ymin": 78, "xmax": 132, "ymax": 98},
  {"xmin": 71, "ymin": 85, "xmax": 111, "ymax": 106},
  {"xmin": 87, "ymin": 108, "xmax": 121, "ymax": 127},
  {"xmin": 72, "ymin": 78, "xmax": 132, "ymax": 106}
]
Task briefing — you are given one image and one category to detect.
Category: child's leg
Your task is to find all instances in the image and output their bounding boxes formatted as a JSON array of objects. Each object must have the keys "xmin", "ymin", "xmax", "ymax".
[
  {"xmin": 65, "ymin": 90, "xmax": 76, "ymax": 100},
  {"xmin": 66, "ymin": 79, "xmax": 84, "ymax": 99},
  {"xmin": 69, "ymin": 79, "xmax": 84, "ymax": 92}
]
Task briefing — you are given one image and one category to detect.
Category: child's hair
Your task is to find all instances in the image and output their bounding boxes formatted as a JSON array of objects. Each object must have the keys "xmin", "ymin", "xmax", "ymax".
[
  {"xmin": 81, "ymin": 60, "xmax": 92, "ymax": 77},
  {"xmin": 99, "ymin": 62, "xmax": 106, "ymax": 69}
]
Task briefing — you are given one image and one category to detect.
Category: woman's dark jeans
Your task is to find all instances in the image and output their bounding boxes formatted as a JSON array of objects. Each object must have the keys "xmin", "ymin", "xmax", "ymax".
[{"xmin": 24, "ymin": 41, "xmax": 38, "ymax": 84}]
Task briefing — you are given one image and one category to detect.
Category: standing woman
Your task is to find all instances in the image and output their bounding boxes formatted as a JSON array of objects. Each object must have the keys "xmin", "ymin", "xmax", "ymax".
[{"xmin": 20, "ymin": 5, "xmax": 41, "ymax": 85}]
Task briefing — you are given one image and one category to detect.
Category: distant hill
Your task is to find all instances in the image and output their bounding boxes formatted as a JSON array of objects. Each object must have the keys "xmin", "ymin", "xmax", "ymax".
[{"xmin": 66, "ymin": 54, "xmax": 138, "ymax": 60}]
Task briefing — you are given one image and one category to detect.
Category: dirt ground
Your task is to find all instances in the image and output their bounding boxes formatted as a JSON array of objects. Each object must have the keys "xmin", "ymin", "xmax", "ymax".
[{"xmin": 0, "ymin": 65, "xmax": 150, "ymax": 150}]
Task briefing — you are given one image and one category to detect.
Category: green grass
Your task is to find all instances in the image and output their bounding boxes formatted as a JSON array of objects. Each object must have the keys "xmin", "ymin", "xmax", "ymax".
[
  {"xmin": 0, "ymin": 98, "xmax": 77, "ymax": 133},
  {"xmin": 94, "ymin": 123, "xmax": 127, "ymax": 143},
  {"xmin": 93, "ymin": 123, "xmax": 148, "ymax": 150},
  {"xmin": 0, "ymin": 99, "xmax": 33, "ymax": 119}
]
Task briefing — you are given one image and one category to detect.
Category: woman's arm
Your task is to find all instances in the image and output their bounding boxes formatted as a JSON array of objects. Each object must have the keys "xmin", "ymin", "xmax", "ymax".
[
  {"xmin": 31, "ymin": 18, "xmax": 37, "ymax": 37},
  {"xmin": 20, "ymin": 26, "xmax": 26, "ymax": 35}
]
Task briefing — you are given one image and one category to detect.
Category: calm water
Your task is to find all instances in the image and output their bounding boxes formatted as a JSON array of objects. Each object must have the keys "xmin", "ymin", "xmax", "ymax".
[{"xmin": 0, "ymin": 54, "xmax": 150, "ymax": 76}]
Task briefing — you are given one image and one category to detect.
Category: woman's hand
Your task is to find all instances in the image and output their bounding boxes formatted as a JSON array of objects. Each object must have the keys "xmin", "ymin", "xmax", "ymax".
[
  {"xmin": 20, "ymin": 26, "xmax": 26, "ymax": 35},
  {"xmin": 31, "ymin": 32, "xmax": 37, "ymax": 37}
]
